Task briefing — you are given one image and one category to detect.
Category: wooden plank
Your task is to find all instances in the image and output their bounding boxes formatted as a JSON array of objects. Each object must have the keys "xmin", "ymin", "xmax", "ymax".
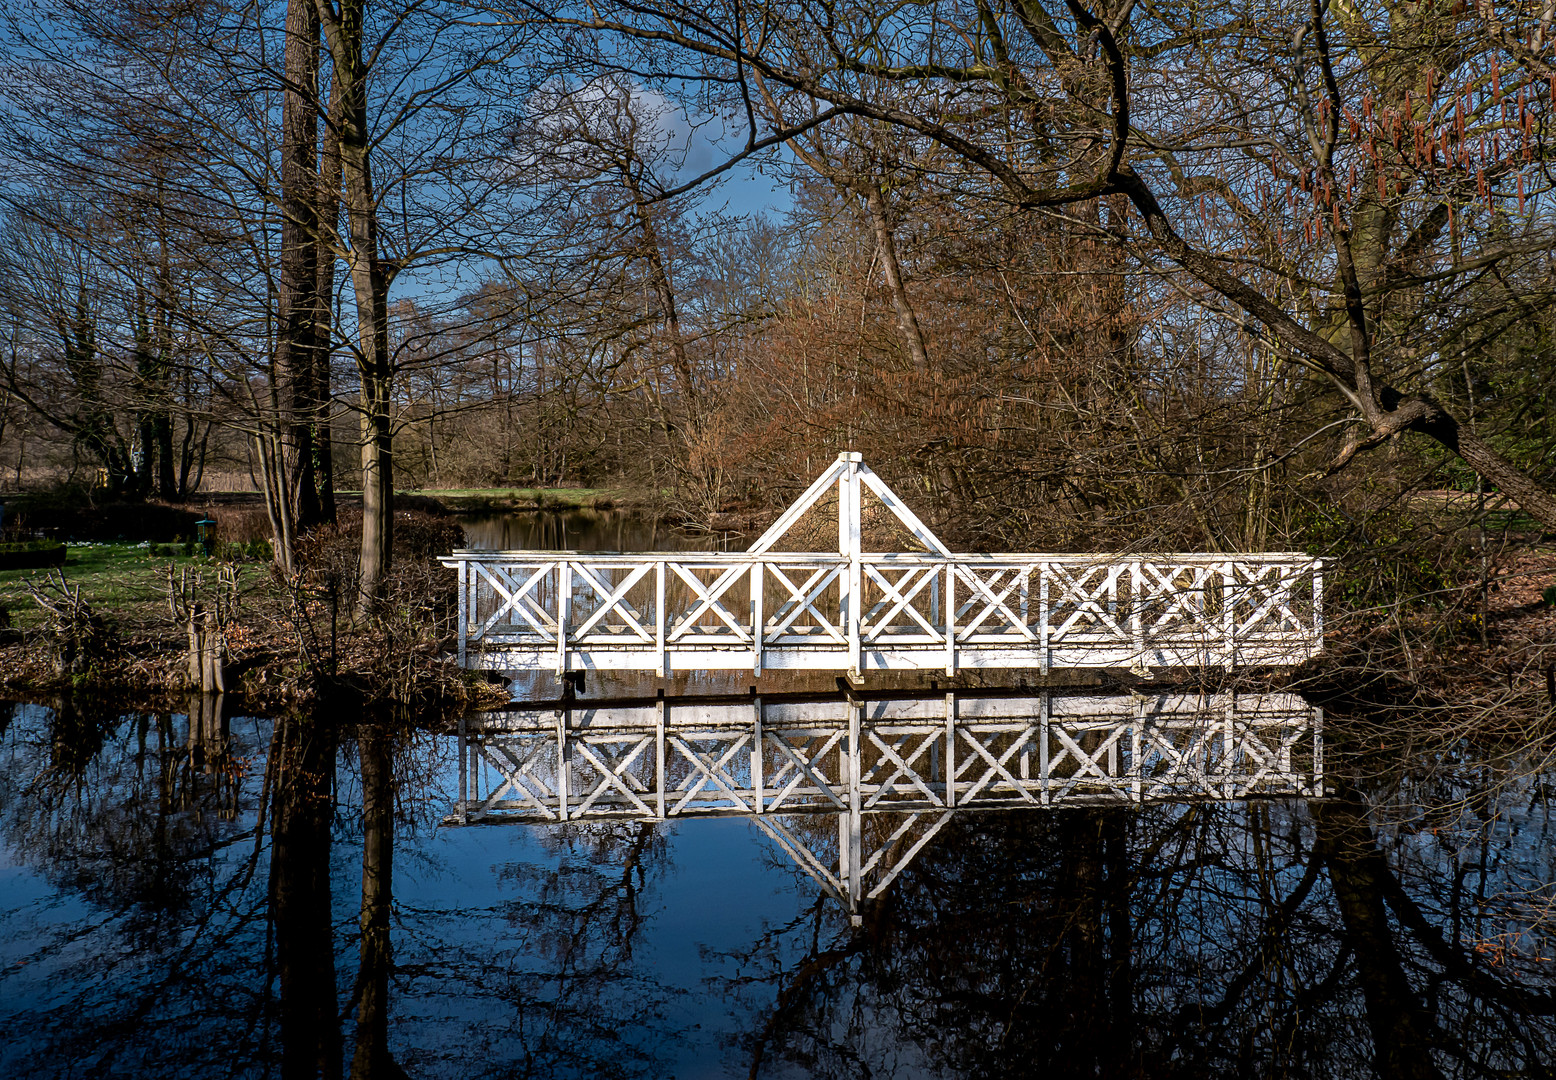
[
  {"xmin": 656, "ymin": 695, "xmax": 666, "ymax": 819},
  {"xmin": 753, "ymin": 696, "xmax": 764, "ymax": 813},
  {"xmin": 944, "ymin": 692, "xmax": 956, "ymax": 809},
  {"xmin": 556, "ymin": 561, "xmax": 571, "ymax": 676},
  {"xmin": 844, "ymin": 457, "xmax": 862, "ymax": 679},
  {"xmin": 457, "ymin": 558, "xmax": 468, "ymax": 666}
]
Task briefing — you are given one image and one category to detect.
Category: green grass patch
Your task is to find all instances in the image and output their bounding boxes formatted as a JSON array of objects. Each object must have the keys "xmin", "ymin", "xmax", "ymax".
[{"xmin": 0, "ymin": 543, "xmax": 251, "ymax": 629}]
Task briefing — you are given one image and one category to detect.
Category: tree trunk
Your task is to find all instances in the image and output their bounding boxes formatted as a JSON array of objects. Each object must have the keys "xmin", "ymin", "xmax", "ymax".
[
  {"xmin": 312, "ymin": 67, "xmax": 342, "ymax": 525},
  {"xmin": 317, "ymin": 0, "xmax": 392, "ymax": 619},
  {"xmin": 860, "ymin": 179, "xmax": 931, "ymax": 374},
  {"xmin": 357, "ymin": 370, "xmax": 393, "ymax": 620},
  {"xmin": 1416, "ymin": 414, "xmax": 1556, "ymax": 529},
  {"xmin": 155, "ymin": 410, "xmax": 176, "ymax": 499},
  {"xmin": 857, "ymin": 175, "xmax": 961, "ymax": 513},
  {"xmin": 257, "ymin": 431, "xmax": 299, "ymax": 576},
  {"xmin": 278, "ymin": 0, "xmax": 324, "ymax": 531},
  {"xmin": 624, "ymin": 169, "xmax": 700, "ymax": 427}
]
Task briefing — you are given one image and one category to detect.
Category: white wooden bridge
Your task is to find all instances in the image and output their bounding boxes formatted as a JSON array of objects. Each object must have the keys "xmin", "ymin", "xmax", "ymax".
[
  {"xmin": 442, "ymin": 454, "xmax": 1324, "ymax": 679},
  {"xmin": 444, "ymin": 689, "xmax": 1323, "ymax": 918}
]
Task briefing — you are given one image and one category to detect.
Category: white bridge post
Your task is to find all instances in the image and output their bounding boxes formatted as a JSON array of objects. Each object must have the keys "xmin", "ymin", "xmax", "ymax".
[
  {"xmin": 556, "ymin": 560, "xmax": 571, "ymax": 677},
  {"xmin": 456, "ymin": 558, "xmax": 468, "ymax": 667},
  {"xmin": 752, "ymin": 561, "xmax": 764, "ymax": 675},
  {"xmin": 840, "ymin": 452, "xmax": 863, "ymax": 681},
  {"xmin": 846, "ymin": 693, "xmax": 863, "ymax": 923},
  {"xmin": 655, "ymin": 559, "xmax": 667, "ymax": 678}
]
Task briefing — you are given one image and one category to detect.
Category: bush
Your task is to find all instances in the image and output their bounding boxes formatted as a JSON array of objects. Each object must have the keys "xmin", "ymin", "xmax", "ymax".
[
  {"xmin": 0, "ymin": 540, "xmax": 67, "ymax": 570},
  {"xmin": 23, "ymin": 572, "xmax": 117, "ymax": 677},
  {"xmin": 216, "ymin": 537, "xmax": 272, "ymax": 562},
  {"xmin": 293, "ymin": 508, "xmax": 464, "ymax": 603}
]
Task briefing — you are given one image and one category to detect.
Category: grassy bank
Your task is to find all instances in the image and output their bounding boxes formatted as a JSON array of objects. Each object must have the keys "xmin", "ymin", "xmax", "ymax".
[
  {"xmin": 0, "ymin": 543, "xmax": 253, "ymax": 631},
  {"xmin": 0, "ymin": 533, "xmax": 504, "ymax": 719}
]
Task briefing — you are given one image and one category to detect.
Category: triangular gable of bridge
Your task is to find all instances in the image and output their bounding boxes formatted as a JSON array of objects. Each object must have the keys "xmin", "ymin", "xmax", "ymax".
[{"xmin": 748, "ymin": 452, "xmax": 951, "ymax": 557}]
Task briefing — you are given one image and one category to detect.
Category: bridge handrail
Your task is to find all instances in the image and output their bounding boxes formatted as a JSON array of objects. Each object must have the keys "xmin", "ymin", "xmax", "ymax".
[
  {"xmin": 440, "ymin": 548, "xmax": 1324, "ymax": 676},
  {"xmin": 442, "ymin": 549, "xmax": 1317, "ymax": 563}
]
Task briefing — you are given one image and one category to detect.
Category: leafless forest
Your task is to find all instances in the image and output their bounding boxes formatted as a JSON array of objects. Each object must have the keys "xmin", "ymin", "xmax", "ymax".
[{"xmin": 1, "ymin": 0, "xmax": 1552, "ymax": 629}]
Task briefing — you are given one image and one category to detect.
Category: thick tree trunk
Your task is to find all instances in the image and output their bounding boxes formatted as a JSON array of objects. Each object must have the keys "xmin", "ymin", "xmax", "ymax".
[
  {"xmin": 312, "ymin": 71, "xmax": 341, "ymax": 525},
  {"xmin": 278, "ymin": 0, "xmax": 324, "ymax": 532},
  {"xmin": 357, "ymin": 370, "xmax": 393, "ymax": 620},
  {"xmin": 317, "ymin": 0, "xmax": 392, "ymax": 619},
  {"xmin": 1416, "ymin": 414, "xmax": 1556, "ymax": 528},
  {"xmin": 155, "ymin": 411, "xmax": 176, "ymax": 499}
]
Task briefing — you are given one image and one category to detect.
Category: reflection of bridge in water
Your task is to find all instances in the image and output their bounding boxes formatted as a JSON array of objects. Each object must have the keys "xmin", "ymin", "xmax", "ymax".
[
  {"xmin": 446, "ymin": 690, "xmax": 1323, "ymax": 920},
  {"xmin": 443, "ymin": 455, "xmax": 1324, "ymax": 679}
]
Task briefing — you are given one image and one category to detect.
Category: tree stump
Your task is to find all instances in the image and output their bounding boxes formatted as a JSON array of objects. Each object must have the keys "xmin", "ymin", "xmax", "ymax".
[
  {"xmin": 169, "ymin": 565, "xmax": 237, "ymax": 693},
  {"xmin": 185, "ymin": 606, "xmax": 226, "ymax": 693}
]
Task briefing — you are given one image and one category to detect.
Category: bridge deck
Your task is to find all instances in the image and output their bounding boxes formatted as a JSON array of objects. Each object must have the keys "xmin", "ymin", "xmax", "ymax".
[{"xmin": 443, "ymin": 456, "xmax": 1323, "ymax": 678}]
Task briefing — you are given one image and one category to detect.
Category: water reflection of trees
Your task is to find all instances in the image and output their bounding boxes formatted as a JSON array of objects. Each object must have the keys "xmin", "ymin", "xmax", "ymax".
[
  {"xmin": 387, "ymin": 819, "xmax": 685, "ymax": 1078},
  {"xmin": 0, "ymin": 699, "xmax": 426, "ymax": 1079},
  {"xmin": 3, "ymin": 693, "xmax": 1554, "ymax": 1079},
  {"xmin": 727, "ymin": 769, "xmax": 1556, "ymax": 1079},
  {"xmin": 0, "ymin": 696, "xmax": 254, "ymax": 929},
  {"xmin": 0, "ymin": 698, "xmax": 687, "ymax": 1079},
  {"xmin": 0, "ymin": 697, "xmax": 273, "ymax": 1073}
]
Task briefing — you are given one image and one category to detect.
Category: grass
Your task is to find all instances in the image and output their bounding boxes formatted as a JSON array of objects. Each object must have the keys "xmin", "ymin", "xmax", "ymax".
[{"xmin": 0, "ymin": 543, "xmax": 260, "ymax": 631}]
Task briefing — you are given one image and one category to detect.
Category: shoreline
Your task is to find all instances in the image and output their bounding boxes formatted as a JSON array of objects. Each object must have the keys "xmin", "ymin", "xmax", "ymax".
[{"xmin": 2, "ymin": 522, "xmax": 1551, "ymax": 727}]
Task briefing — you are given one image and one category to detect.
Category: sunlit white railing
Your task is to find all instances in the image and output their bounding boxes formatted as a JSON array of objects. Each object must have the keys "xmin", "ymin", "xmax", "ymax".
[
  {"xmin": 441, "ymin": 455, "xmax": 1323, "ymax": 677},
  {"xmin": 441, "ymin": 551, "xmax": 1322, "ymax": 676}
]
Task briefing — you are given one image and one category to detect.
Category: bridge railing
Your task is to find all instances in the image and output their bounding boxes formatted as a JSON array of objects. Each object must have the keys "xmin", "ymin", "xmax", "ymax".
[
  {"xmin": 448, "ymin": 690, "xmax": 1323, "ymax": 823},
  {"xmin": 440, "ymin": 550, "xmax": 1324, "ymax": 674},
  {"xmin": 447, "ymin": 689, "xmax": 1323, "ymax": 914}
]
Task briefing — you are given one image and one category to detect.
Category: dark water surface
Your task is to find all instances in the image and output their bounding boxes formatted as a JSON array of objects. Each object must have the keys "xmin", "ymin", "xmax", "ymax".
[
  {"xmin": 458, "ymin": 509, "xmax": 747, "ymax": 554},
  {"xmin": 2, "ymin": 514, "xmax": 1553, "ymax": 1076},
  {"xmin": 1, "ymin": 692, "xmax": 1554, "ymax": 1078}
]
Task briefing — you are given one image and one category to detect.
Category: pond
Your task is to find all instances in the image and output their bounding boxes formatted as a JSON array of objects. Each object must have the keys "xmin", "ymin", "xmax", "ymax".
[
  {"xmin": 0, "ymin": 689, "xmax": 1553, "ymax": 1078},
  {"xmin": 2, "ymin": 517, "xmax": 1552, "ymax": 1076},
  {"xmin": 458, "ymin": 508, "xmax": 747, "ymax": 555}
]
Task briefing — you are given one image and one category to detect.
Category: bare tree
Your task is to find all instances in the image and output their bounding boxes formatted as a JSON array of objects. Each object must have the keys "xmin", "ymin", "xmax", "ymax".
[{"xmin": 507, "ymin": 0, "xmax": 1556, "ymax": 528}]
